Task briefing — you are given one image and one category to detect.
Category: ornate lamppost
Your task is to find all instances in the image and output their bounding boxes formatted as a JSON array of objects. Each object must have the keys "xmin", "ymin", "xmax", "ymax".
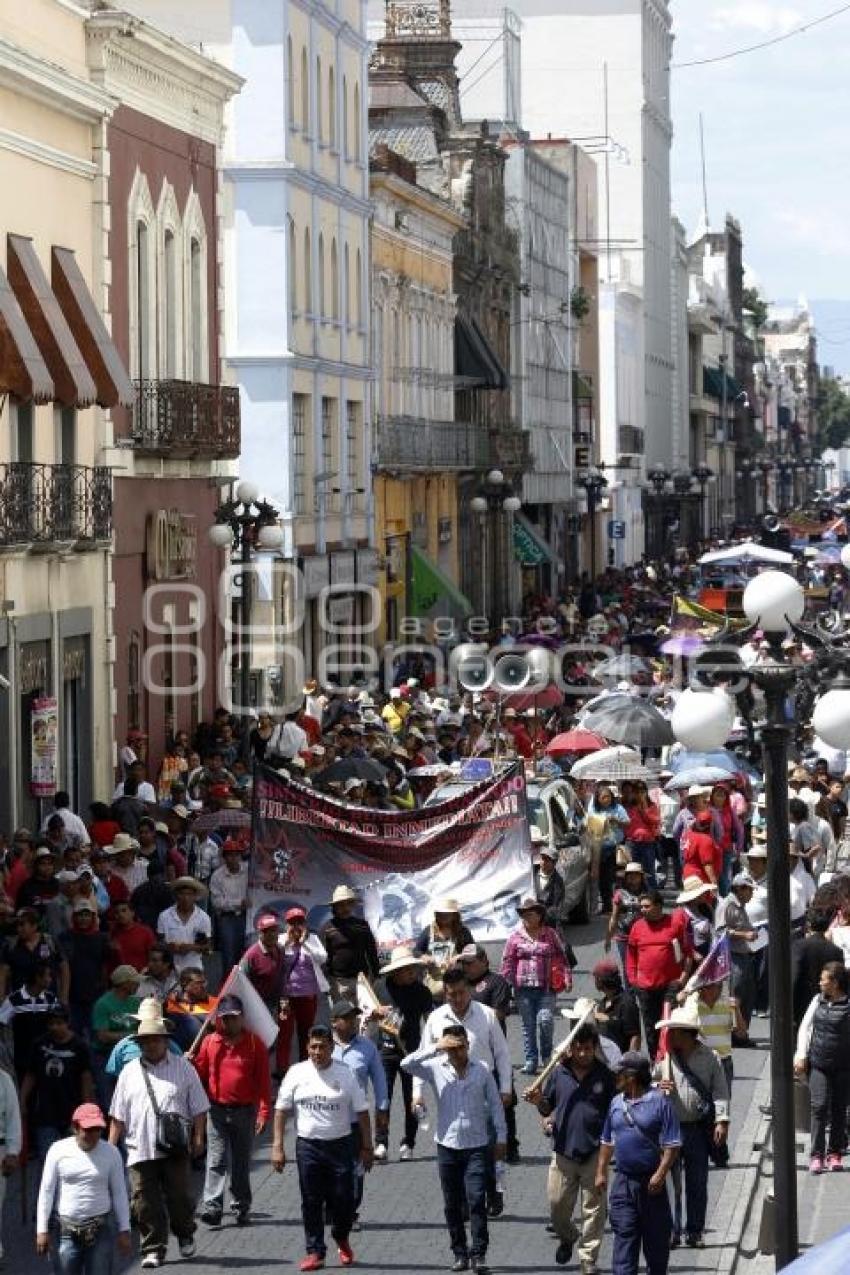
[
  {"xmin": 577, "ymin": 466, "xmax": 608, "ymax": 582},
  {"xmin": 470, "ymin": 468, "xmax": 522, "ymax": 623}
]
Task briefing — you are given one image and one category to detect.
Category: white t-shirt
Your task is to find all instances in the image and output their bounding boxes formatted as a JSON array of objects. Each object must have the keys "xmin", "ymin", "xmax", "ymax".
[
  {"xmin": 110, "ymin": 1053, "xmax": 209, "ymax": 1166},
  {"xmin": 275, "ymin": 1059, "xmax": 367, "ymax": 1140},
  {"xmin": 156, "ymin": 905, "xmax": 212, "ymax": 973},
  {"xmin": 37, "ymin": 1136, "xmax": 130, "ymax": 1232}
]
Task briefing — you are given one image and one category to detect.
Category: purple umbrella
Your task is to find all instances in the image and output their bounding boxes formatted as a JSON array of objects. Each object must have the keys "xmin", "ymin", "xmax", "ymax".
[{"xmin": 660, "ymin": 634, "xmax": 705, "ymax": 657}]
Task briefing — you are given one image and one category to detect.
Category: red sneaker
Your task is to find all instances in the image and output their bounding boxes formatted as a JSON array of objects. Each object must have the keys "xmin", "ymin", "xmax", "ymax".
[
  {"xmin": 827, "ymin": 1153, "xmax": 844, "ymax": 1172},
  {"xmin": 338, "ymin": 1240, "xmax": 355, "ymax": 1267},
  {"xmin": 299, "ymin": 1257, "xmax": 325, "ymax": 1272}
]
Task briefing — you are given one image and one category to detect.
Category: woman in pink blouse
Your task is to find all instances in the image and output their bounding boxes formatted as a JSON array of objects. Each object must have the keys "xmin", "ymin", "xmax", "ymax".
[{"xmin": 501, "ymin": 898, "xmax": 568, "ymax": 1074}]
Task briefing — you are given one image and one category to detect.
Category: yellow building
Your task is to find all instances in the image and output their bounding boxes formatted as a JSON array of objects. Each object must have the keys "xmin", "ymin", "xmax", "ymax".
[{"xmin": 370, "ymin": 146, "xmax": 469, "ymax": 646}]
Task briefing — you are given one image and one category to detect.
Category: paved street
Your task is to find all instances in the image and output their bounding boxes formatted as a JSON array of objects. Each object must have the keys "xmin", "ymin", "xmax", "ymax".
[{"xmin": 4, "ymin": 914, "xmax": 770, "ymax": 1274}]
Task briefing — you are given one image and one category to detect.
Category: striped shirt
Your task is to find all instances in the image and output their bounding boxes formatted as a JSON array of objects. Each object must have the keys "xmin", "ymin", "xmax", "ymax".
[
  {"xmin": 686, "ymin": 992, "xmax": 734, "ymax": 1059},
  {"xmin": 401, "ymin": 1046, "xmax": 507, "ymax": 1149}
]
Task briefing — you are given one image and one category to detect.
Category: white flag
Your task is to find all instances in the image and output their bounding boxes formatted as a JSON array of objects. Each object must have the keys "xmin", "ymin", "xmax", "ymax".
[{"xmin": 221, "ymin": 966, "xmax": 280, "ymax": 1049}]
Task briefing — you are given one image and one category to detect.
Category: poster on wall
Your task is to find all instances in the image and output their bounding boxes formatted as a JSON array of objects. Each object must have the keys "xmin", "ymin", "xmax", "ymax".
[
  {"xmin": 30, "ymin": 696, "xmax": 59, "ymax": 797},
  {"xmin": 249, "ymin": 762, "xmax": 533, "ymax": 949}
]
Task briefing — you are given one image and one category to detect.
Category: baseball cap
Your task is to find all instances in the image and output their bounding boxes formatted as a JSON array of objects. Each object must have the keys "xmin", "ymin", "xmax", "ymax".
[
  {"xmin": 34, "ymin": 847, "xmax": 55, "ymax": 860},
  {"xmin": 72, "ymin": 1103, "xmax": 106, "ymax": 1130},
  {"xmin": 458, "ymin": 943, "xmax": 487, "ymax": 962},
  {"xmin": 256, "ymin": 913, "xmax": 280, "ymax": 931},
  {"xmin": 217, "ymin": 994, "xmax": 244, "ymax": 1017},
  {"xmin": 111, "ymin": 965, "xmax": 141, "ymax": 988},
  {"xmin": 284, "ymin": 906, "xmax": 307, "ymax": 923},
  {"xmin": 72, "ymin": 898, "xmax": 96, "ymax": 914},
  {"xmin": 330, "ymin": 999, "xmax": 358, "ymax": 1018}
]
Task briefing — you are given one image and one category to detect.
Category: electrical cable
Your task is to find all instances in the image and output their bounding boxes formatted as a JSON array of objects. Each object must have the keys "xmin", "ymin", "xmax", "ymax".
[
  {"xmin": 460, "ymin": 48, "xmax": 505, "ymax": 98},
  {"xmin": 458, "ymin": 31, "xmax": 504, "ymax": 83},
  {"xmin": 673, "ymin": 2, "xmax": 850, "ymax": 68}
]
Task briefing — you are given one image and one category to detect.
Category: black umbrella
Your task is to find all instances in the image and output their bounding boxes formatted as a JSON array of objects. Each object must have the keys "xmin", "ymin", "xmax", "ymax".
[
  {"xmin": 583, "ymin": 698, "xmax": 674, "ymax": 747},
  {"xmin": 314, "ymin": 757, "xmax": 389, "ymax": 786}
]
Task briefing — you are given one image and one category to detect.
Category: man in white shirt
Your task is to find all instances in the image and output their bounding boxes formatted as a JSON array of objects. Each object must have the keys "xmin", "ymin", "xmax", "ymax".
[
  {"xmin": 156, "ymin": 878, "xmax": 212, "ymax": 974},
  {"xmin": 113, "ymin": 761, "xmax": 157, "ymax": 805},
  {"xmin": 37, "ymin": 1102, "xmax": 130, "ymax": 1269},
  {"xmin": 272, "ymin": 1024, "xmax": 373, "ymax": 1272},
  {"xmin": 106, "ymin": 833, "xmax": 149, "ymax": 894},
  {"xmin": 268, "ymin": 712, "xmax": 308, "ymax": 761},
  {"xmin": 208, "ymin": 846, "xmax": 248, "ymax": 972},
  {"xmin": 790, "ymin": 845, "xmax": 816, "ymax": 933},
  {"xmin": 109, "ymin": 1015, "xmax": 209, "ymax": 1268},
  {"xmin": 40, "ymin": 792, "xmax": 90, "ymax": 847},
  {"xmin": 419, "ymin": 969, "xmax": 512, "ymax": 1101}
]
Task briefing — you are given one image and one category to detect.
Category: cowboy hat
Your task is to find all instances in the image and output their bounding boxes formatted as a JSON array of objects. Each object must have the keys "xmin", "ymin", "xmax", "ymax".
[
  {"xmin": 746, "ymin": 844, "xmax": 768, "ymax": 859},
  {"xmin": 132, "ymin": 997, "xmax": 171, "ymax": 1022},
  {"xmin": 382, "ymin": 948, "xmax": 423, "ymax": 974},
  {"xmin": 563, "ymin": 996, "xmax": 598, "ymax": 1020},
  {"xmin": 433, "ymin": 897, "xmax": 461, "ymax": 915},
  {"xmin": 623, "ymin": 862, "xmax": 645, "ymax": 876},
  {"xmin": 331, "ymin": 885, "xmax": 359, "ymax": 905},
  {"xmin": 172, "ymin": 876, "xmax": 206, "ymax": 894},
  {"xmin": 135, "ymin": 1017, "xmax": 172, "ymax": 1037},
  {"xmin": 676, "ymin": 877, "xmax": 716, "ymax": 904},
  {"xmin": 104, "ymin": 833, "xmax": 139, "ymax": 855},
  {"xmin": 656, "ymin": 1006, "xmax": 702, "ymax": 1033},
  {"xmin": 687, "ymin": 784, "xmax": 712, "ymax": 798}
]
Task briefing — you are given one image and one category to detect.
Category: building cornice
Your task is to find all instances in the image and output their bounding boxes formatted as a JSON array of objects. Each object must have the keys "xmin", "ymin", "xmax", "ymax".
[
  {"xmin": 225, "ymin": 160, "xmax": 372, "ymax": 216},
  {"xmin": 0, "ymin": 125, "xmax": 97, "ymax": 178},
  {"xmin": 0, "ymin": 34, "xmax": 117, "ymax": 123},
  {"xmin": 370, "ymin": 169, "xmax": 465, "ymax": 228}
]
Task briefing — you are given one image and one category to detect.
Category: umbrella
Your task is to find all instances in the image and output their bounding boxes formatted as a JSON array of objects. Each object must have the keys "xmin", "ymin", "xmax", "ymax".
[
  {"xmin": 698, "ymin": 540, "xmax": 794, "ymax": 566},
  {"xmin": 670, "ymin": 749, "xmax": 761, "ymax": 779},
  {"xmin": 499, "ymin": 684, "xmax": 564, "ymax": 712},
  {"xmin": 571, "ymin": 754, "xmax": 655, "ymax": 782},
  {"xmin": 570, "ymin": 745, "xmax": 642, "ymax": 779},
  {"xmin": 660, "ymin": 634, "xmax": 705, "ymax": 657},
  {"xmin": 193, "ymin": 808, "xmax": 251, "ymax": 832},
  {"xmin": 546, "ymin": 730, "xmax": 606, "ymax": 758},
  {"xmin": 664, "ymin": 766, "xmax": 736, "ymax": 791},
  {"xmin": 591, "ymin": 654, "xmax": 651, "ymax": 682},
  {"xmin": 314, "ymin": 757, "xmax": 389, "ymax": 786},
  {"xmin": 584, "ymin": 699, "xmax": 674, "ymax": 748},
  {"xmin": 782, "ymin": 1225, "xmax": 850, "ymax": 1273}
]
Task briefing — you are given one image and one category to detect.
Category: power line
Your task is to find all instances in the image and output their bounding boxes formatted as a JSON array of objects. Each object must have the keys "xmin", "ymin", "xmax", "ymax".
[
  {"xmin": 458, "ymin": 30, "xmax": 504, "ymax": 83},
  {"xmin": 673, "ymin": 2, "xmax": 850, "ymax": 69},
  {"xmin": 460, "ymin": 48, "xmax": 505, "ymax": 98}
]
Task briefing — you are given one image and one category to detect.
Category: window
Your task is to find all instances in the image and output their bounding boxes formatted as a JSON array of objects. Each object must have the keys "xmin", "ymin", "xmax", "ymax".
[
  {"xmin": 345, "ymin": 400, "xmax": 359, "ymax": 492},
  {"xmin": 343, "ymin": 244, "xmax": 350, "ymax": 326},
  {"xmin": 304, "ymin": 227, "xmax": 312, "ymax": 313},
  {"xmin": 318, "ymin": 233, "xmax": 326, "ymax": 318},
  {"xmin": 330, "ymin": 238, "xmax": 338, "ymax": 321},
  {"xmin": 292, "ymin": 393, "xmax": 307, "ymax": 513},
  {"xmin": 328, "ymin": 66, "xmax": 336, "ymax": 148},
  {"xmin": 355, "ymin": 248, "xmax": 363, "ymax": 326},
  {"xmin": 127, "ymin": 631, "xmax": 141, "ymax": 732},
  {"xmin": 320, "ymin": 397, "xmax": 336, "ymax": 510},
  {"xmin": 189, "ymin": 237, "xmax": 203, "ymax": 380},
  {"xmin": 301, "ymin": 46, "xmax": 309, "ymax": 132},
  {"xmin": 14, "ymin": 401, "xmax": 34, "ymax": 462},
  {"xmin": 163, "ymin": 229, "xmax": 177, "ymax": 378},
  {"xmin": 183, "ymin": 191, "xmax": 208, "ymax": 383},
  {"xmin": 57, "ymin": 406, "xmax": 75, "ymax": 465},
  {"xmin": 135, "ymin": 219, "xmax": 151, "ymax": 378},
  {"xmin": 316, "ymin": 56, "xmax": 323, "ymax": 142},
  {"xmin": 288, "ymin": 218, "xmax": 297, "ymax": 316},
  {"xmin": 353, "ymin": 83, "xmax": 360, "ymax": 160},
  {"xmin": 342, "ymin": 76, "xmax": 349, "ymax": 157},
  {"xmin": 287, "ymin": 36, "xmax": 295, "ymax": 127}
]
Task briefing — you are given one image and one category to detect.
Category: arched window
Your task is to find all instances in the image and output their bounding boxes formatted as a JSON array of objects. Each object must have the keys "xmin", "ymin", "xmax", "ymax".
[
  {"xmin": 328, "ymin": 66, "xmax": 335, "ymax": 148},
  {"xmin": 355, "ymin": 248, "xmax": 363, "ymax": 326},
  {"xmin": 163, "ymin": 229, "xmax": 177, "ymax": 378},
  {"xmin": 330, "ymin": 238, "xmax": 338, "ymax": 320},
  {"xmin": 304, "ymin": 227, "xmax": 312, "ymax": 313},
  {"xmin": 157, "ymin": 179, "xmax": 182, "ymax": 380},
  {"xmin": 288, "ymin": 218, "xmax": 297, "ymax": 316},
  {"xmin": 189, "ymin": 237, "xmax": 203, "ymax": 380},
  {"xmin": 135, "ymin": 220, "xmax": 151, "ymax": 379},
  {"xmin": 183, "ymin": 190, "xmax": 208, "ymax": 382},
  {"xmin": 301, "ymin": 46, "xmax": 309, "ymax": 132},
  {"xmin": 342, "ymin": 76, "xmax": 349, "ymax": 157},
  {"xmin": 353, "ymin": 83, "xmax": 361, "ymax": 160},
  {"xmin": 287, "ymin": 36, "xmax": 295, "ymax": 127},
  {"xmin": 343, "ymin": 244, "xmax": 351, "ymax": 326},
  {"xmin": 318, "ymin": 232, "xmax": 325, "ymax": 317},
  {"xmin": 316, "ymin": 56, "xmax": 323, "ymax": 141},
  {"xmin": 127, "ymin": 168, "xmax": 156, "ymax": 382}
]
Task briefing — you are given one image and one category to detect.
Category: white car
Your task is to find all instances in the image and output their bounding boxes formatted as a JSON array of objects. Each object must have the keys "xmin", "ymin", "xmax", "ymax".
[{"xmin": 526, "ymin": 775, "xmax": 592, "ymax": 922}]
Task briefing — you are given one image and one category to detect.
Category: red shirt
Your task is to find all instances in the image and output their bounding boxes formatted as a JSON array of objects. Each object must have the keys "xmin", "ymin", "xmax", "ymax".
[
  {"xmin": 241, "ymin": 940, "xmax": 286, "ymax": 1003},
  {"xmin": 103, "ymin": 875, "xmax": 130, "ymax": 906},
  {"xmin": 110, "ymin": 920, "xmax": 157, "ymax": 972},
  {"xmin": 681, "ymin": 827, "xmax": 722, "ymax": 884},
  {"xmin": 90, "ymin": 819, "xmax": 121, "ymax": 850},
  {"xmin": 299, "ymin": 714, "xmax": 322, "ymax": 745},
  {"xmin": 5, "ymin": 858, "xmax": 31, "ymax": 905},
  {"xmin": 626, "ymin": 910, "xmax": 693, "ymax": 989},
  {"xmin": 193, "ymin": 1027, "xmax": 271, "ymax": 1120},
  {"xmin": 625, "ymin": 803, "xmax": 661, "ymax": 844}
]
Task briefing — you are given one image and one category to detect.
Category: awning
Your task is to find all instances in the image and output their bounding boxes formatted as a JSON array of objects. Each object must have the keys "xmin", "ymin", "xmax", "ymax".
[
  {"xmin": 0, "ymin": 263, "xmax": 53, "ymax": 403},
  {"xmin": 702, "ymin": 365, "xmax": 742, "ymax": 401},
  {"xmin": 51, "ymin": 246, "xmax": 134, "ymax": 408},
  {"xmin": 410, "ymin": 545, "xmax": 473, "ymax": 617},
  {"xmin": 455, "ymin": 313, "xmax": 510, "ymax": 390},
  {"xmin": 7, "ymin": 235, "xmax": 97, "ymax": 409},
  {"xmin": 513, "ymin": 513, "xmax": 556, "ymax": 566}
]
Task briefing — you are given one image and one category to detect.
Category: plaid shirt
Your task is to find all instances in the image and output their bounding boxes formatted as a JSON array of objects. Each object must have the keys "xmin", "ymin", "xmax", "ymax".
[{"xmin": 501, "ymin": 925, "xmax": 564, "ymax": 989}]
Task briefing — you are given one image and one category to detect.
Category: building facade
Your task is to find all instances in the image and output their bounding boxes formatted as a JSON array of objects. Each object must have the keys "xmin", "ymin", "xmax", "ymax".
[{"xmin": 0, "ymin": 0, "xmax": 133, "ymax": 826}]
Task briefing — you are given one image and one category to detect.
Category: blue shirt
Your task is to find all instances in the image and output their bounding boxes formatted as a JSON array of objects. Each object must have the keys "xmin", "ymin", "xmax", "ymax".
[
  {"xmin": 541, "ymin": 1060, "xmax": 617, "ymax": 1163},
  {"xmin": 600, "ymin": 1088, "xmax": 681, "ymax": 1177},
  {"xmin": 332, "ymin": 1034, "xmax": 389, "ymax": 1111},
  {"xmin": 401, "ymin": 1046, "xmax": 507, "ymax": 1150},
  {"xmin": 105, "ymin": 1035, "xmax": 183, "ymax": 1076}
]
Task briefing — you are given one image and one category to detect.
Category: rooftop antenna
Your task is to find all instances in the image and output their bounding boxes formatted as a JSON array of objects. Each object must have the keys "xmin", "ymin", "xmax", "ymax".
[{"xmin": 699, "ymin": 113, "xmax": 710, "ymax": 231}]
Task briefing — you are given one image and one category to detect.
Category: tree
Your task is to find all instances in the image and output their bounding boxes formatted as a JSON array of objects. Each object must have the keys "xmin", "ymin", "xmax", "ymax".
[
  {"xmin": 742, "ymin": 285, "xmax": 769, "ymax": 332},
  {"xmin": 817, "ymin": 376, "xmax": 850, "ymax": 451}
]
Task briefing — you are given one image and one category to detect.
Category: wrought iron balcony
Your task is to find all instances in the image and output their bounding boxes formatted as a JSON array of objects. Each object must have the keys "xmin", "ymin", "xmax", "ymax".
[
  {"xmin": 132, "ymin": 379, "xmax": 240, "ymax": 459},
  {"xmin": 0, "ymin": 463, "xmax": 111, "ymax": 548},
  {"xmin": 375, "ymin": 416, "xmax": 491, "ymax": 471}
]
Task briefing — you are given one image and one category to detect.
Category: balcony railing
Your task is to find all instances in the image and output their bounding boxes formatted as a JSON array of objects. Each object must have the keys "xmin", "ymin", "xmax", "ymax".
[
  {"xmin": 0, "ymin": 463, "xmax": 112, "ymax": 548},
  {"xmin": 132, "ymin": 379, "xmax": 240, "ymax": 459},
  {"xmin": 376, "ymin": 416, "xmax": 491, "ymax": 470},
  {"xmin": 618, "ymin": 425, "xmax": 645, "ymax": 455},
  {"xmin": 490, "ymin": 428, "xmax": 533, "ymax": 472}
]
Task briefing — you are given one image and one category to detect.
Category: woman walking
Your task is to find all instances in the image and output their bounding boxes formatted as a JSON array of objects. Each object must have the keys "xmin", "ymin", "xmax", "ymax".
[
  {"xmin": 605, "ymin": 863, "xmax": 645, "ymax": 987},
  {"xmin": 794, "ymin": 960, "xmax": 850, "ymax": 1174},
  {"xmin": 501, "ymin": 898, "xmax": 568, "ymax": 1074},
  {"xmin": 624, "ymin": 783, "xmax": 661, "ymax": 890}
]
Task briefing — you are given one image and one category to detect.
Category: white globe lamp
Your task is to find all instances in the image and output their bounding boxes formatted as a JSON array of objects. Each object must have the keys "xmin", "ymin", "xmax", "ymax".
[
  {"xmin": 257, "ymin": 523, "xmax": 284, "ymax": 551},
  {"xmin": 812, "ymin": 687, "xmax": 850, "ymax": 750},
  {"xmin": 470, "ymin": 496, "xmax": 488, "ymax": 514},
  {"xmin": 502, "ymin": 495, "xmax": 522, "ymax": 513},
  {"xmin": 671, "ymin": 687, "xmax": 735, "ymax": 751},
  {"xmin": 208, "ymin": 523, "xmax": 233, "ymax": 549},
  {"xmin": 486, "ymin": 469, "xmax": 505, "ymax": 487},
  {"xmin": 236, "ymin": 479, "xmax": 260, "ymax": 506},
  {"xmin": 743, "ymin": 571, "xmax": 805, "ymax": 633}
]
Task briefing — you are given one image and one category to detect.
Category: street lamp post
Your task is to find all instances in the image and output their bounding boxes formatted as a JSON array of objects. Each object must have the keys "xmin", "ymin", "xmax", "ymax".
[
  {"xmin": 470, "ymin": 468, "xmax": 522, "ymax": 626},
  {"xmin": 647, "ymin": 467, "xmax": 672, "ymax": 559},
  {"xmin": 209, "ymin": 479, "xmax": 284, "ymax": 716},
  {"xmin": 759, "ymin": 459, "xmax": 774, "ymax": 513},
  {"xmin": 692, "ymin": 464, "xmax": 713, "ymax": 539},
  {"xmin": 577, "ymin": 467, "xmax": 608, "ymax": 581},
  {"xmin": 676, "ymin": 568, "xmax": 850, "ymax": 1270}
]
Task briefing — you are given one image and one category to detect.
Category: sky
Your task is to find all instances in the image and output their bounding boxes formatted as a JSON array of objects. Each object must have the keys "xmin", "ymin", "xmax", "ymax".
[{"xmin": 670, "ymin": 1, "xmax": 850, "ymax": 372}]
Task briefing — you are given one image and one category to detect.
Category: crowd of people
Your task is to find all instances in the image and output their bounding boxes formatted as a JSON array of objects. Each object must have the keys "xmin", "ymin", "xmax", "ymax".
[{"xmin": 4, "ymin": 548, "xmax": 850, "ymax": 1272}]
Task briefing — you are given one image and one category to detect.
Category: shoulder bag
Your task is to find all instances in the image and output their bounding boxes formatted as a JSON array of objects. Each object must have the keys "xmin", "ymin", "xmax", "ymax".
[
  {"xmin": 141, "ymin": 1062, "xmax": 191, "ymax": 1157},
  {"xmin": 674, "ymin": 1055, "xmax": 729, "ymax": 1167}
]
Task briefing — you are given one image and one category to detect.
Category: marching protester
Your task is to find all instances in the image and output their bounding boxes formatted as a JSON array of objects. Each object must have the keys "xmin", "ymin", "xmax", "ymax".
[
  {"xmin": 792, "ymin": 908, "xmax": 844, "ymax": 1031},
  {"xmin": 459, "ymin": 944, "xmax": 521, "ymax": 1163},
  {"xmin": 794, "ymin": 959, "xmax": 850, "ymax": 1173},
  {"xmin": 402, "ymin": 1023, "xmax": 506, "ymax": 1275},
  {"xmin": 193, "ymin": 993, "xmax": 271, "ymax": 1227},
  {"xmin": 208, "ymin": 844, "xmax": 249, "ymax": 973},
  {"xmin": 525, "ymin": 1019, "xmax": 615, "ymax": 1272},
  {"xmin": 331, "ymin": 998, "xmax": 389, "ymax": 1220},
  {"xmin": 21, "ymin": 1003, "xmax": 95, "ymax": 1160},
  {"xmin": 370, "ymin": 948, "xmax": 433, "ymax": 1162},
  {"xmin": 36, "ymin": 1103, "xmax": 130, "ymax": 1274},
  {"xmin": 717, "ymin": 873, "xmax": 759, "ymax": 1038},
  {"xmin": 501, "ymin": 897, "xmax": 569, "ymax": 1075},
  {"xmin": 108, "ymin": 1008, "xmax": 209, "ymax": 1267},
  {"xmin": 415, "ymin": 898, "xmax": 474, "ymax": 1002},
  {"xmin": 272, "ymin": 1023, "xmax": 373, "ymax": 1271},
  {"xmin": 604, "ymin": 863, "xmax": 645, "ymax": 986},
  {"xmin": 591, "ymin": 958, "xmax": 642, "ymax": 1055},
  {"xmin": 626, "ymin": 891, "xmax": 694, "ymax": 1059},
  {"xmin": 278, "ymin": 906, "xmax": 329, "ymax": 1073},
  {"xmin": 320, "ymin": 886, "xmax": 381, "ymax": 1005}
]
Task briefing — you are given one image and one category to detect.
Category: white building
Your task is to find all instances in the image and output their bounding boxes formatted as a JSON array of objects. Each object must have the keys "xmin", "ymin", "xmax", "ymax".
[{"xmin": 117, "ymin": 0, "xmax": 374, "ymax": 689}]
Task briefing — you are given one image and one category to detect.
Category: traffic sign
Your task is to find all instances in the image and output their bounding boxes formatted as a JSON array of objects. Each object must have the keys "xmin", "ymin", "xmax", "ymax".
[{"xmin": 608, "ymin": 519, "xmax": 626, "ymax": 540}]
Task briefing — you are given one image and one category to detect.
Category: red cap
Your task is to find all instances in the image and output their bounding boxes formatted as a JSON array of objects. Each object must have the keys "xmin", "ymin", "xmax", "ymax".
[
  {"xmin": 256, "ymin": 913, "xmax": 280, "ymax": 931},
  {"xmin": 284, "ymin": 906, "xmax": 307, "ymax": 923},
  {"xmin": 72, "ymin": 1103, "xmax": 106, "ymax": 1129},
  {"xmin": 209, "ymin": 783, "xmax": 231, "ymax": 800}
]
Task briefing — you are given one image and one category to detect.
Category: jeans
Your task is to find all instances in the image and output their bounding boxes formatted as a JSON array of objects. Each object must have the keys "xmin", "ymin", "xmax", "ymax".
[
  {"xmin": 657, "ymin": 837, "xmax": 682, "ymax": 889},
  {"xmin": 719, "ymin": 850, "xmax": 735, "ymax": 897},
  {"xmin": 615, "ymin": 937, "xmax": 632, "ymax": 990},
  {"xmin": 515, "ymin": 986, "xmax": 555, "ymax": 1068},
  {"xmin": 129, "ymin": 1155, "xmax": 196, "ymax": 1257},
  {"xmin": 678, "ymin": 1123, "xmax": 710, "ymax": 1237},
  {"xmin": 609, "ymin": 1172, "xmax": 671, "ymax": 1275},
  {"xmin": 214, "ymin": 913, "xmax": 247, "ymax": 975},
  {"xmin": 203, "ymin": 1103, "xmax": 255, "ymax": 1217},
  {"xmin": 809, "ymin": 1065, "xmax": 850, "ymax": 1157},
  {"xmin": 295, "ymin": 1134, "xmax": 355, "ymax": 1258},
  {"xmin": 754, "ymin": 946, "xmax": 770, "ymax": 1014},
  {"xmin": 730, "ymin": 951, "xmax": 756, "ymax": 1028},
  {"xmin": 379, "ymin": 1053, "xmax": 418, "ymax": 1149},
  {"xmin": 54, "ymin": 1220, "xmax": 114, "ymax": 1275},
  {"xmin": 436, "ymin": 1143, "xmax": 489, "ymax": 1260}
]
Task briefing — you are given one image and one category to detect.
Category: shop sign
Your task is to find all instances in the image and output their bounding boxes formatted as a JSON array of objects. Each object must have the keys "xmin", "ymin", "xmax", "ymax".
[
  {"xmin": 20, "ymin": 646, "xmax": 49, "ymax": 696},
  {"xmin": 146, "ymin": 510, "xmax": 197, "ymax": 581},
  {"xmin": 30, "ymin": 696, "xmax": 58, "ymax": 797}
]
